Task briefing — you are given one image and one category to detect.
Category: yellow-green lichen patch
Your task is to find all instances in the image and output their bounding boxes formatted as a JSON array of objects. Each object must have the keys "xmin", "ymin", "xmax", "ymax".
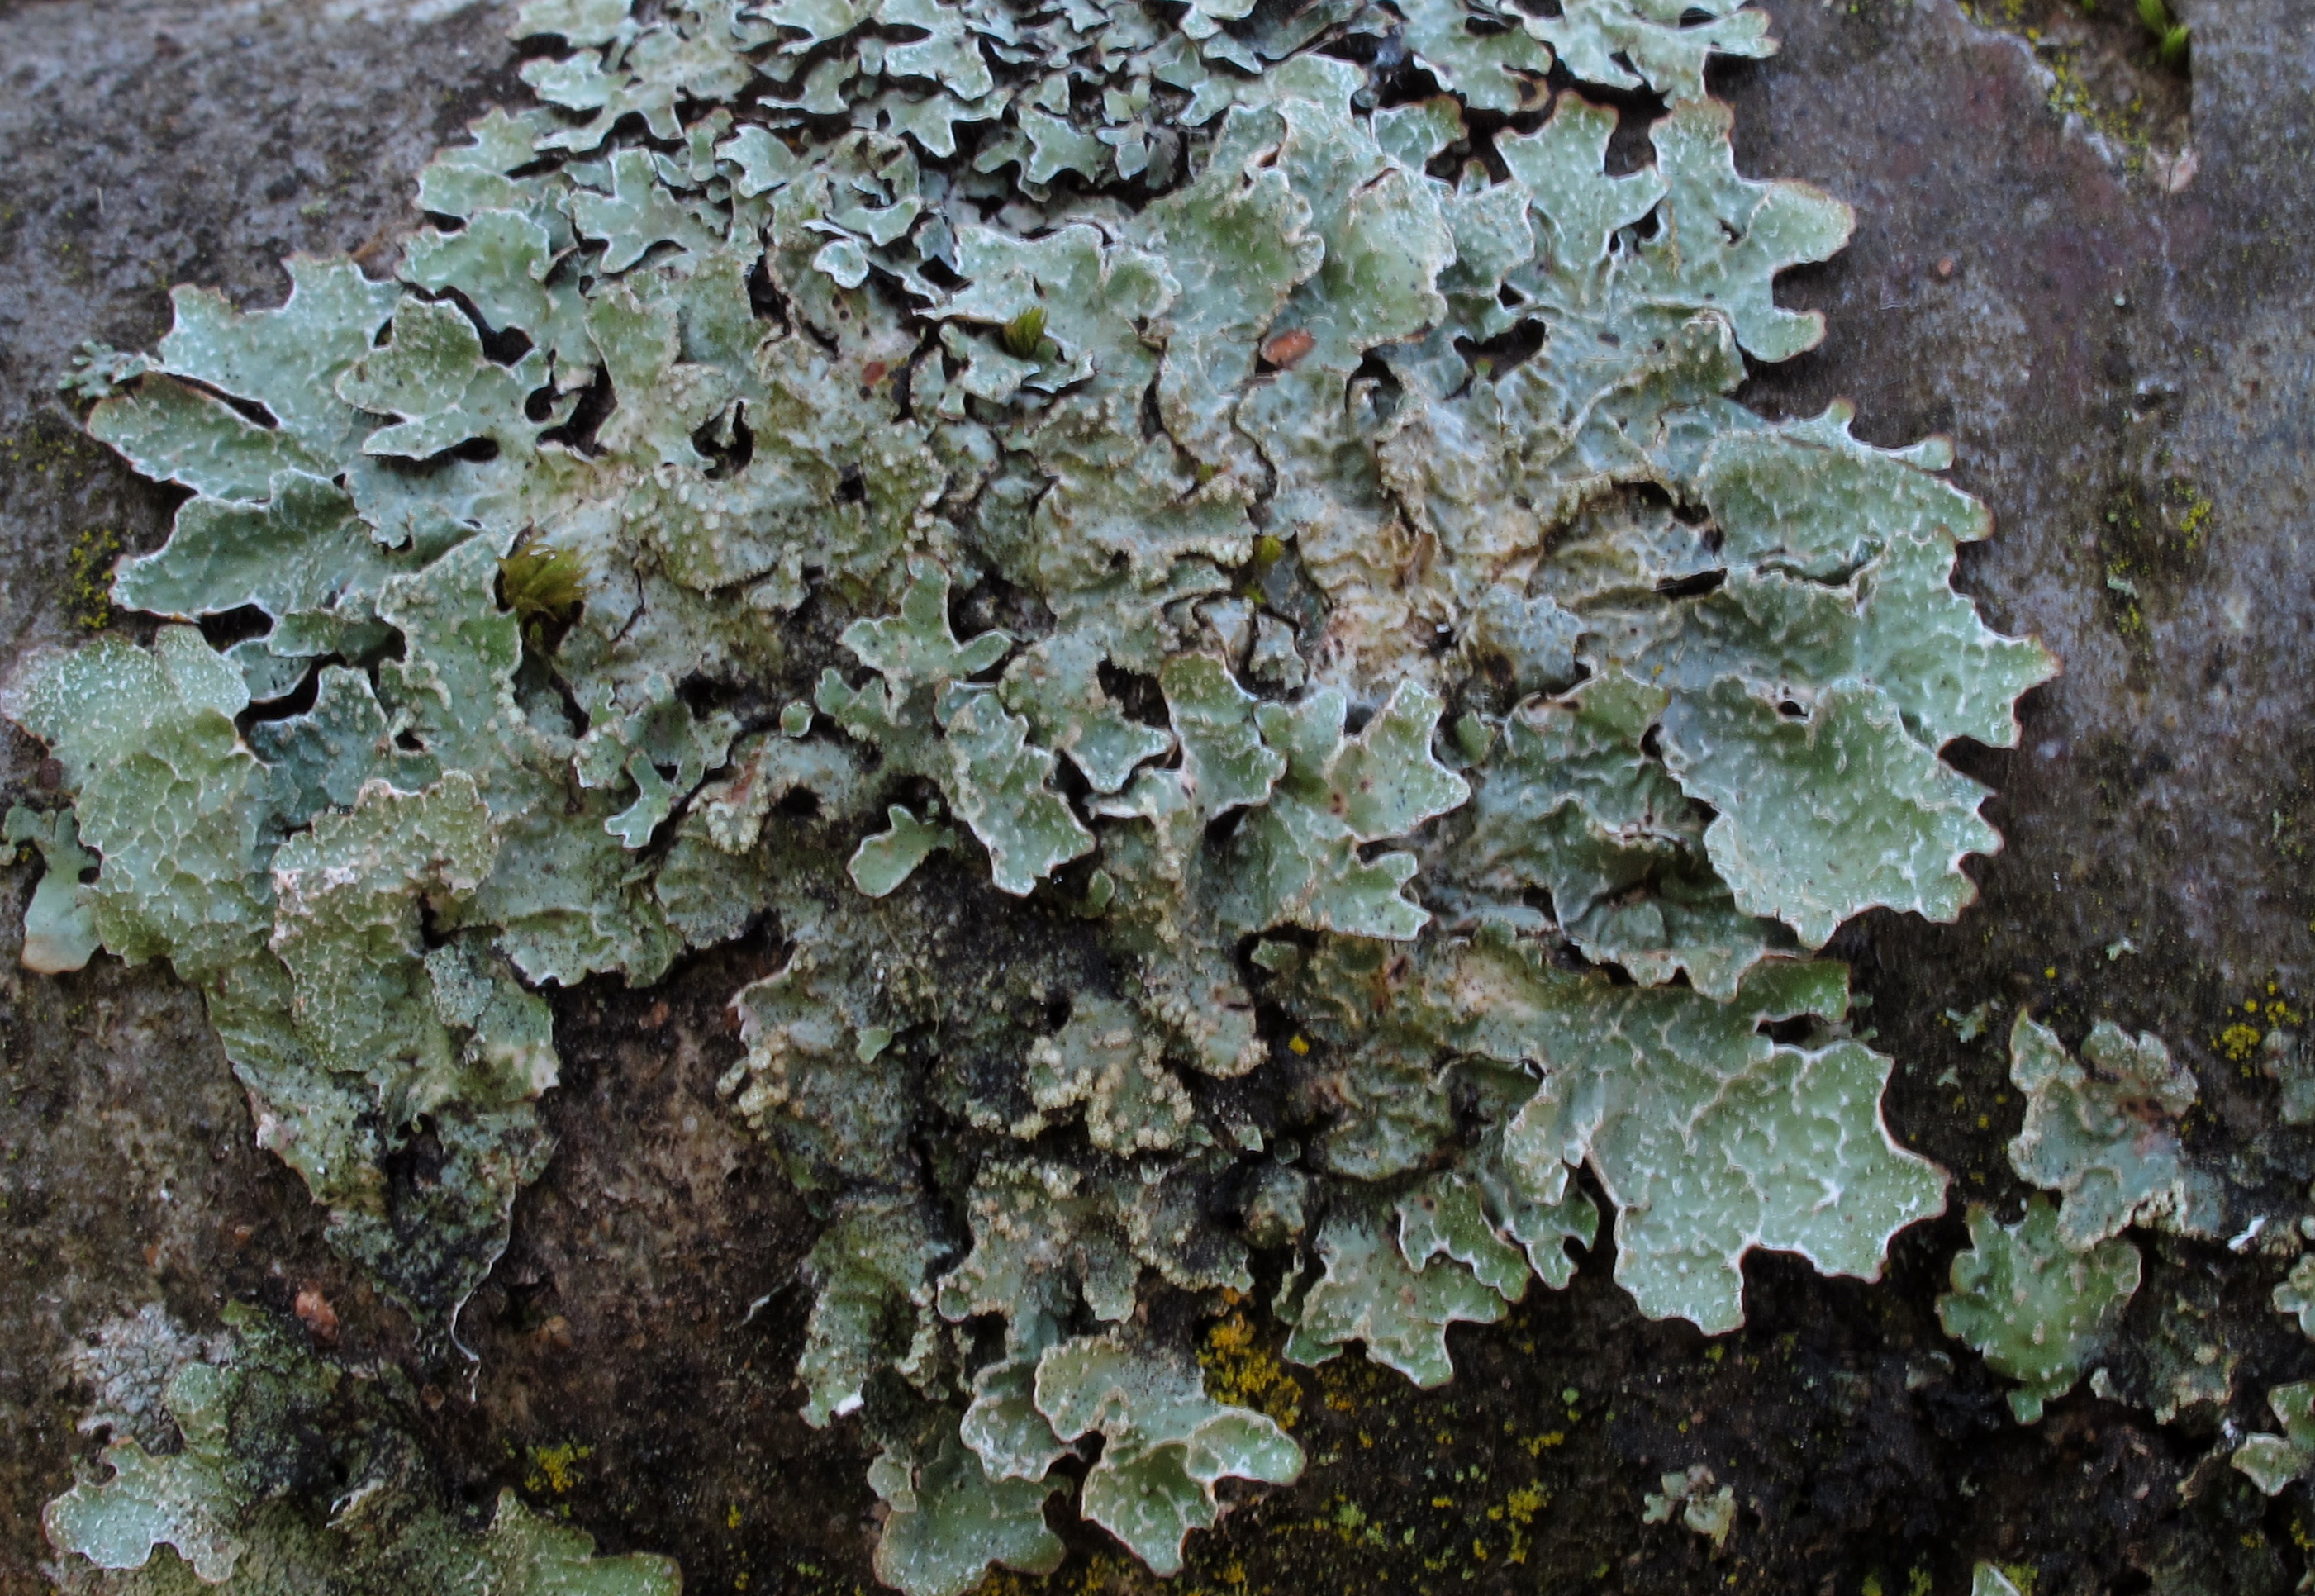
[
  {"xmin": 2230, "ymin": 986, "xmax": 2308, "ymax": 1109},
  {"xmin": 63, "ymin": 525, "xmax": 123, "ymax": 631},
  {"xmin": 524, "ymin": 1441, "xmax": 595, "ymax": 1496},
  {"xmin": 2097, "ymin": 474, "xmax": 2219, "ymax": 648},
  {"xmin": 1952, "ymin": 0, "xmax": 2190, "ymax": 171},
  {"xmin": 1200, "ymin": 1304, "xmax": 1304, "ymax": 1431}
]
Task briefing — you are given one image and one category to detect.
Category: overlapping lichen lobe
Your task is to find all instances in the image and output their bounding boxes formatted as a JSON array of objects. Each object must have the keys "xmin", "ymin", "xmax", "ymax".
[{"xmin": 8, "ymin": 0, "xmax": 2093, "ymax": 1582}]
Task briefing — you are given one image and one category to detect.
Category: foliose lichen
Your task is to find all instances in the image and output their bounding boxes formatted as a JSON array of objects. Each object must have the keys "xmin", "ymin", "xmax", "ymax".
[
  {"xmin": 1937, "ymin": 1195, "xmax": 2141, "ymax": 1425},
  {"xmin": 20, "ymin": 0, "xmax": 2057, "ymax": 1585},
  {"xmin": 43, "ymin": 1304, "xmax": 677, "ymax": 1595},
  {"xmin": 2276, "ymin": 1254, "xmax": 2315, "ymax": 1339},
  {"xmin": 2234, "ymin": 1380, "xmax": 2315, "ymax": 1497},
  {"xmin": 4, "ymin": 802, "xmax": 101, "ymax": 975},
  {"xmin": 1935, "ymin": 1013, "xmax": 2252, "ymax": 1426},
  {"xmin": 2006, "ymin": 1011, "xmax": 2220, "ymax": 1248},
  {"xmin": 1639, "ymin": 1463, "xmax": 1734, "ymax": 1547}
]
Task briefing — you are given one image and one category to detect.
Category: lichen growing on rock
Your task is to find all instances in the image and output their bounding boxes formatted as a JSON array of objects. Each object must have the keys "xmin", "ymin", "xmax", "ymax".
[
  {"xmin": 43, "ymin": 1304, "xmax": 677, "ymax": 1594},
  {"xmin": 2234, "ymin": 1380, "xmax": 2315, "ymax": 1497},
  {"xmin": 3, "ymin": 802, "xmax": 100, "ymax": 974},
  {"xmin": 2007, "ymin": 1011, "xmax": 2221, "ymax": 1247},
  {"xmin": 17, "ymin": 0, "xmax": 2057, "ymax": 1585},
  {"xmin": 2276, "ymin": 1255, "xmax": 2315, "ymax": 1339},
  {"xmin": 1640, "ymin": 1463, "xmax": 1735, "ymax": 1547},
  {"xmin": 1938, "ymin": 1196, "xmax": 2141, "ymax": 1424},
  {"xmin": 1937, "ymin": 1014, "xmax": 2241, "ymax": 1427}
]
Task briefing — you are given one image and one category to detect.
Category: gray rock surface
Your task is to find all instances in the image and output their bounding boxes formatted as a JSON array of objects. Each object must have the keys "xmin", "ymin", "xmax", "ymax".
[{"xmin": 3, "ymin": 0, "xmax": 2313, "ymax": 1589}]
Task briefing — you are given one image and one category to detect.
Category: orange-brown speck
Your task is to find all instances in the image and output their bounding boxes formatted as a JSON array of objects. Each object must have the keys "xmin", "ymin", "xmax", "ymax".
[
  {"xmin": 295, "ymin": 1284, "xmax": 340, "ymax": 1345},
  {"xmin": 1262, "ymin": 328, "xmax": 1315, "ymax": 368}
]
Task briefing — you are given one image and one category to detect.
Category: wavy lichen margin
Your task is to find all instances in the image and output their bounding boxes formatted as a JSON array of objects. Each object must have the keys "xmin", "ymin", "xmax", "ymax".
[{"xmin": 21, "ymin": 0, "xmax": 2056, "ymax": 1586}]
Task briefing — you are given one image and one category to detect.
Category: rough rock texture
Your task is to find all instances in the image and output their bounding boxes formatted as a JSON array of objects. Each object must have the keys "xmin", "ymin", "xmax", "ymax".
[{"xmin": 5, "ymin": 0, "xmax": 2315, "ymax": 1593}]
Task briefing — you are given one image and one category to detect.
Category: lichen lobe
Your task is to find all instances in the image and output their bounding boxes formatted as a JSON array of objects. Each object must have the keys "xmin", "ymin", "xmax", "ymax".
[{"xmin": 17, "ymin": 0, "xmax": 2059, "ymax": 1585}]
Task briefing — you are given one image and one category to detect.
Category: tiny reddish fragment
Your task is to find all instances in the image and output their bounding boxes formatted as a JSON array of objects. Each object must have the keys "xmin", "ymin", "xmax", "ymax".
[
  {"xmin": 295, "ymin": 1284, "xmax": 340, "ymax": 1344},
  {"xmin": 1261, "ymin": 328, "xmax": 1315, "ymax": 368}
]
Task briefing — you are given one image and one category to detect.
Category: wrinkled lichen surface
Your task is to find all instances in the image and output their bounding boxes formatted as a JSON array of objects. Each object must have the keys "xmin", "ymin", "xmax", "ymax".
[
  {"xmin": 13, "ymin": 0, "xmax": 2315, "ymax": 1591},
  {"xmin": 8, "ymin": 0, "xmax": 2059, "ymax": 1583}
]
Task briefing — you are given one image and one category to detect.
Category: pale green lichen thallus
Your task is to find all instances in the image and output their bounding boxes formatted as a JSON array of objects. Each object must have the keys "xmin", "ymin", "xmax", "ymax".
[{"xmin": 21, "ymin": 0, "xmax": 2056, "ymax": 1586}]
